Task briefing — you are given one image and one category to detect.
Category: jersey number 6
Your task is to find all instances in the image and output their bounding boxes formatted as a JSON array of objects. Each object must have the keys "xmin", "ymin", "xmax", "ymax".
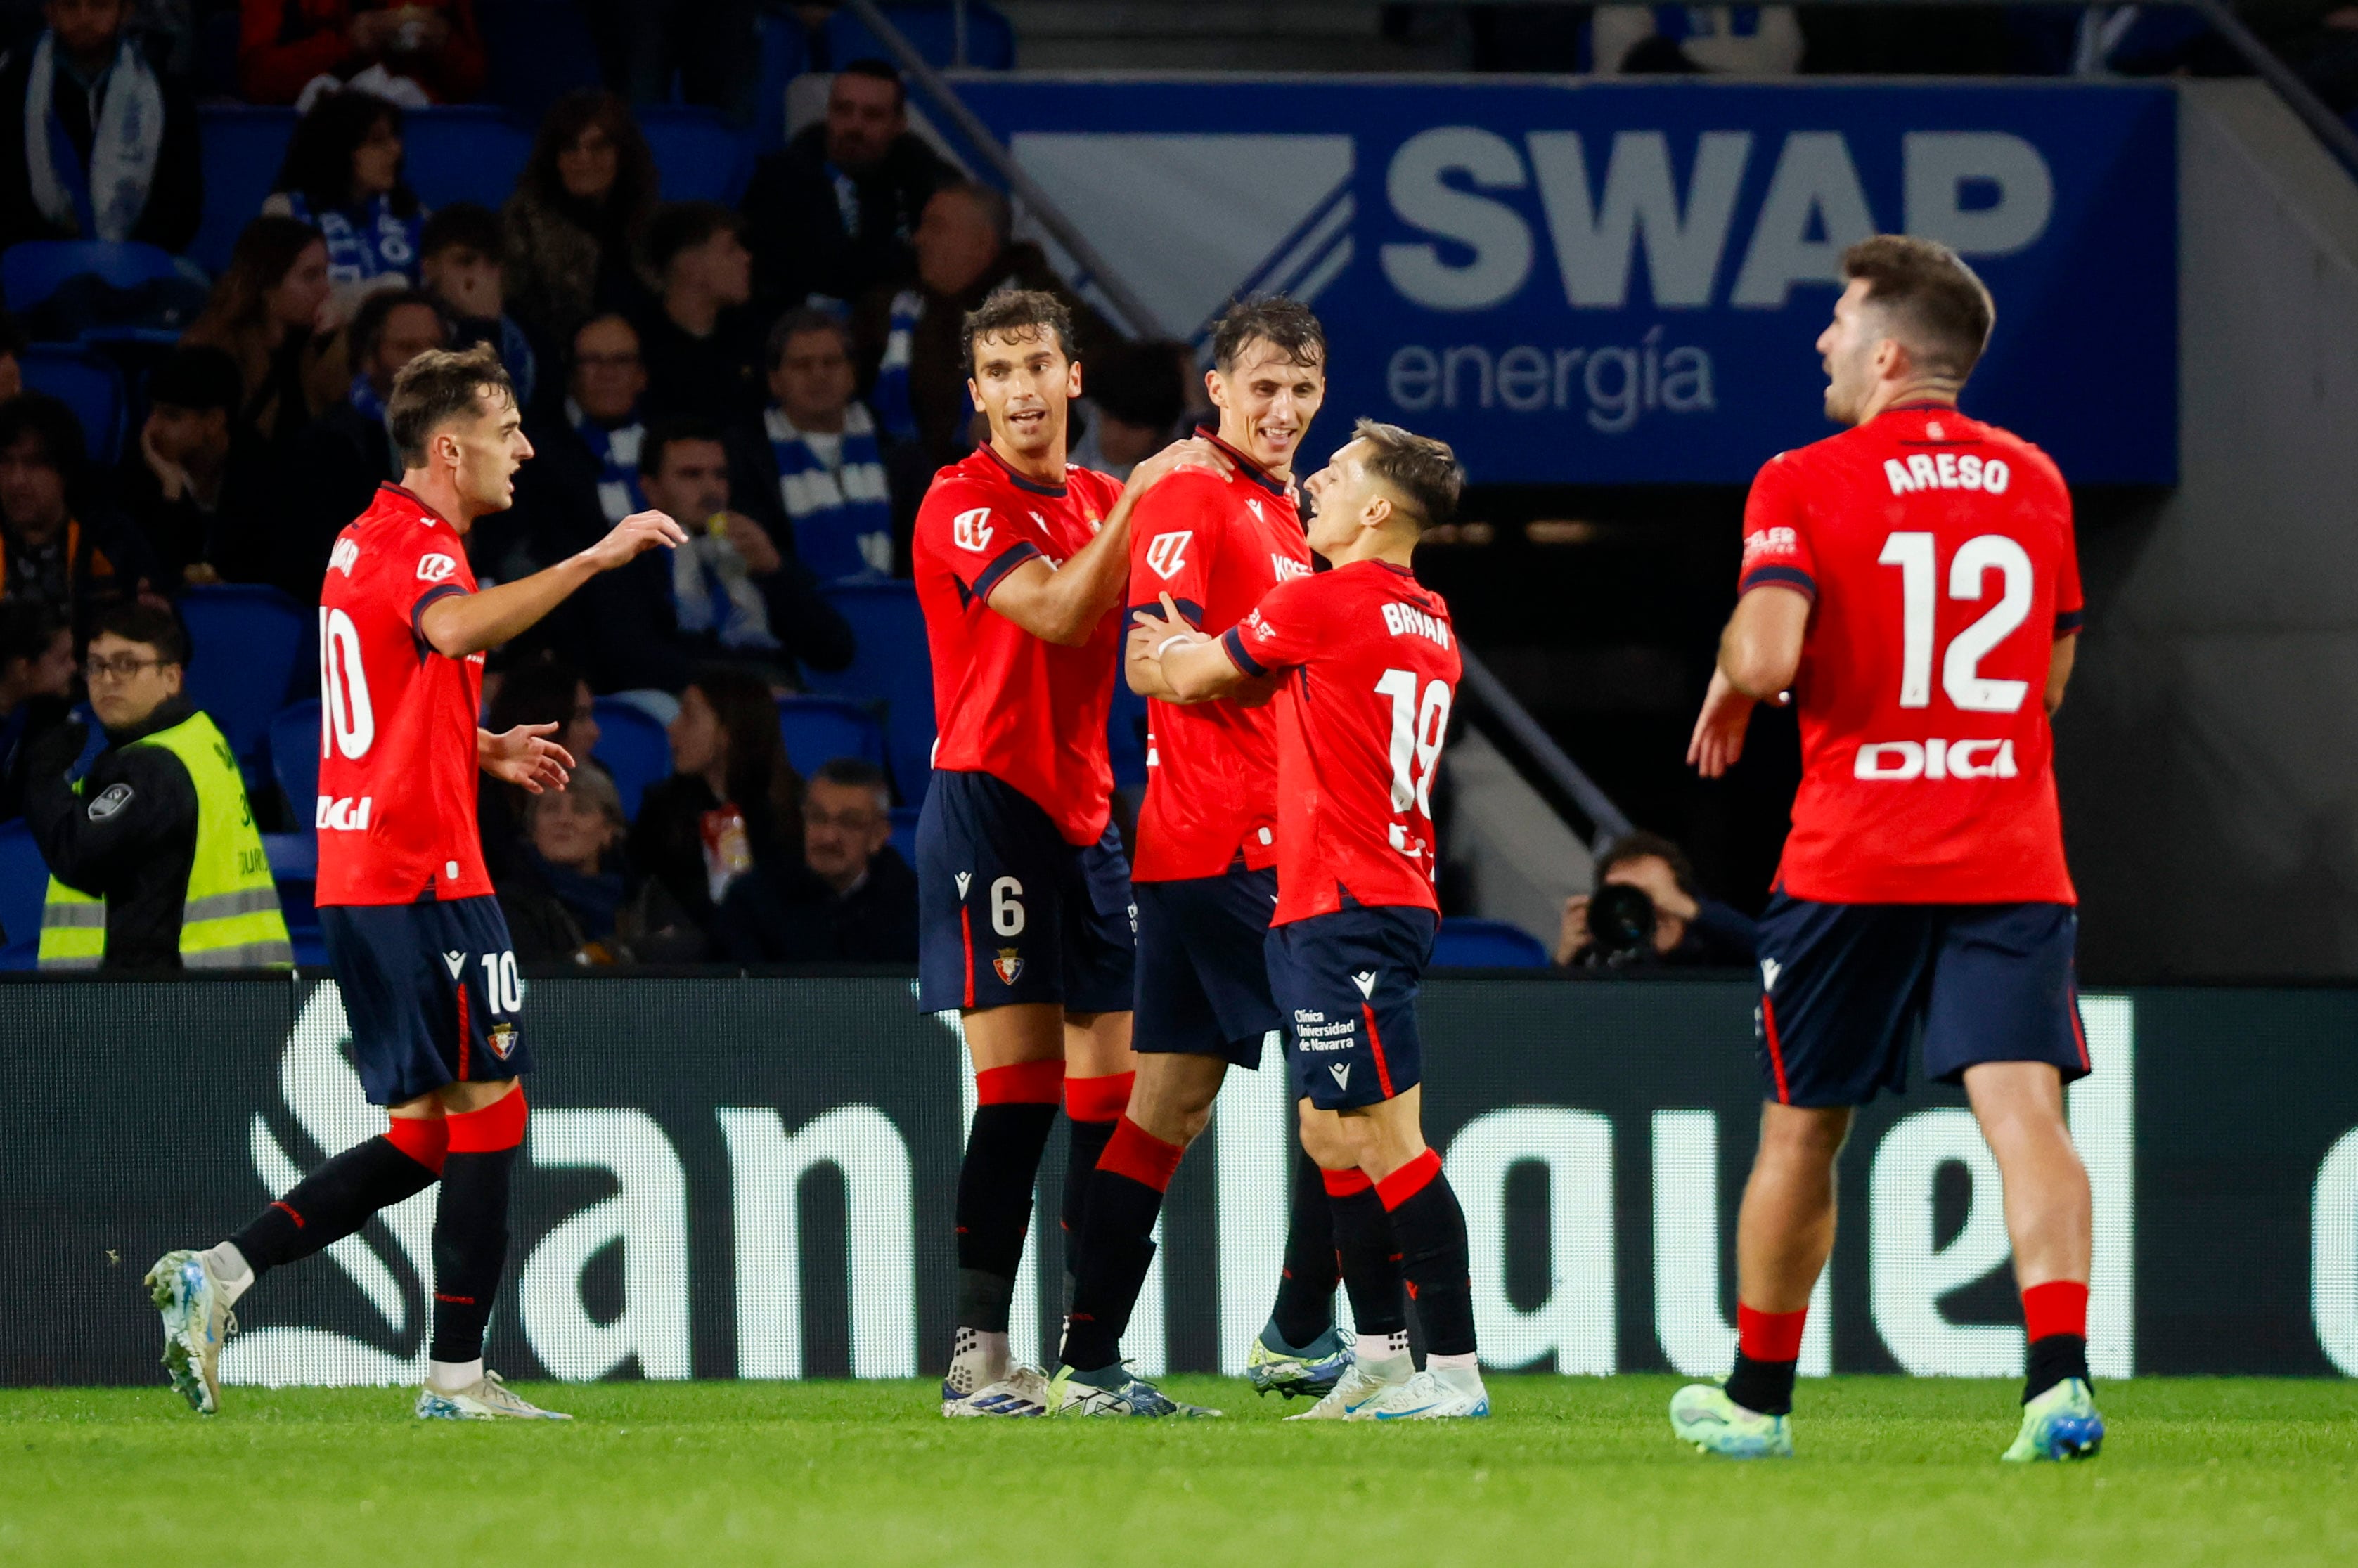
[
  {"xmin": 1376, "ymin": 668, "xmax": 1451, "ymax": 815},
  {"xmin": 1877, "ymin": 531, "xmax": 2034, "ymax": 714}
]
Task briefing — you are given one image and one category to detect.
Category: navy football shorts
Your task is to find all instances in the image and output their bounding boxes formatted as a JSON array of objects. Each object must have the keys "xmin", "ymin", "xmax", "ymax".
[
  {"xmin": 916, "ymin": 770, "xmax": 1135, "ymax": 1014},
  {"xmin": 320, "ymin": 895, "xmax": 531, "ymax": 1107},
  {"xmin": 1133, "ymin": 864, "xmax": 1281, "ymax": 1069},
  {"xmin": 1265, "ymin": 904, "xmax": 1437, "ymax": 1111},
  {"xmin": 1753, "ymin": 895, "xmax": 2089, "ymax": 1108}
]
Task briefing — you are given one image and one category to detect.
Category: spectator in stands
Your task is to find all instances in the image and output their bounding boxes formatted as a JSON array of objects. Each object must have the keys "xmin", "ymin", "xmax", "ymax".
[
  {"xmin": 477, "ymin": 652, "xmax": 601, "ymax": 883},
  {"xmin": 418, "ymin": 201, "xmax": 536, "ymax": 408},
  {"xmin": 0, "ymin": 0, "xmax": 202, "ymax": 250},
  {"xmin": 628, "ymin": 664, "xmax": 804, "ymax": 948},
  {"xmin": 1590, "ymin": 6, "xmax": 1803, "ymax": 73},
  {"xmin": 735, "ymin": 308, "xmax": 894, "ymax": 583},
  {"xmin": 0, "ymin": 391, "xmax": 158, "ymax": 635},
  {"xmin": 181, "ymin": 215, "xmax": 337, "ymax": 447},
  {"xmin": 585, "ymin": 0, "xmax": 754, "ymax": 122},
  {"xmin": 0, "ymin": 310, "xmax": 22, "ymax": 402},
  {"xmin": 550, "ymin": 417, "xmax": 853, "ymax": 694},
  {"xmin": 498, "ymin": 311, "xmax": 645, "ymax": 590},
  {"xmin": 1068, "ymin": 337, "xmax": 1189, "ymax": 482},
  {"xmin": 117, "ymin": 345, "xmax": 266, "ymax": 586},
  {"xmin": 262, "ymin": 89, "xmax": 425, "ymax": 322},
  {"xmin": 858, "ymin": 180, "xmax": 1114, "ymax": 469},
  {"xmin": 22, "ymin": 599, "xmax": 290, "ymax": 971},
  {"xmin": 266, "ymin": 285, "xmax": 445, "ymax": 600},
  {"xmin": 497, "ymin": 764, "xmax": 704, "ymax": 965},
  {"xmin": 501, "ymin": 89, "xmax": 658, "ymax": 366},
  {"xmin": 0, "ymin": 599, "xmax": 75, "ymax": 819},
  {"xmin": 633, "ymin": 201, "xmax": 764, "ymax": 427},
  {"xmin": 740, "ymin": 58, "xmax": 953, "ymax": 317},
  {"xmin": 236, "ymin": 0, "xmax": 484, "ymax": 105},
  {"xmin": 1554, "ymin": 830, "xmax": 1758, "ymax": 968},
  {"xmin": 720, "ymin": 754, "xmax": 916, "ymax": 963}
]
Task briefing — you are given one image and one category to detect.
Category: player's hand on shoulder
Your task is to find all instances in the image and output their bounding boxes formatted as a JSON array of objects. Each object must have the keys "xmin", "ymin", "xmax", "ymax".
[
  {"xmin": 1128, "ymin": 591, "xmax": 1205, "ymax": 660},
  {"xmin": 585, "ymin": 509, "xmax": 689, "ymax": 571},
  {"xmin": 1126, "ymin": 436, "xmax": 1234, "ymax": 494}
]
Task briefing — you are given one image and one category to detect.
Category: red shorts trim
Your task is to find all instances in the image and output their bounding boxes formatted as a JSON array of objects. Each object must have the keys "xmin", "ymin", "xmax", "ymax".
[
  {"xmin": 1362, "ymin": 1005, "xmax": 1397, "ymax": 1099},
  {"xmin": 1760, "ymin": 993, "xmax": 1792, "ymax": 1106}
]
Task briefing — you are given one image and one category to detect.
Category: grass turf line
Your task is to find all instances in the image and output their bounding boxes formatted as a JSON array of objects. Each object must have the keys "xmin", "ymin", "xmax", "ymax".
[{"xmin": 4, "ymin": 1375, "xmax": 2354, "ymax": 1567}]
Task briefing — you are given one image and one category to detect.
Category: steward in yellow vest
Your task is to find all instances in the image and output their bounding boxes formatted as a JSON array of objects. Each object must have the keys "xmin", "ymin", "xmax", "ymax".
[{"xmin": 22, "ymin": 605, "xmax": 290, "ymax": 971}]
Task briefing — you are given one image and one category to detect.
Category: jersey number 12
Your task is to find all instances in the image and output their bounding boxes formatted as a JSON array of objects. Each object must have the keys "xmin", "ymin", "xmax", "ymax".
[
  {"xmin": 1377, "ymin": 668, "xmax": 1450, "ymax": 815},
  {"xmin": 1877, "ymin": 531, "xmax": 2034, "ymax": 714}
]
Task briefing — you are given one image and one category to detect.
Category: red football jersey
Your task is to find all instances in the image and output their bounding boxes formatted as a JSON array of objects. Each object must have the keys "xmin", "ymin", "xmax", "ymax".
[
  {"xmin": 315, "ymin": 484, "xmax": 490, "ymax": 905},
  {"xmin": 1739, "ymin": 403, "xmax": 2082, "ymax": 905},
  {"xmin": 1128, "ymin": 432, "xmax": 1313, "ymax": 882},
  {"xmin": 913, "ymin": 444, "xmax": 1128, "ymax": 847},
  {"xmin": 1223, "ymin": 559, "xmax": 1460, "ymax": 925}
]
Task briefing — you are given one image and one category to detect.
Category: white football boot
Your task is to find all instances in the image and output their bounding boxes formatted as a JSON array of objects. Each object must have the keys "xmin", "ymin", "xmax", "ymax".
[
  {"xmin": 415, "ymin": 1371, "xmax": 572, "ymax": 1420},
  {"xmin": 145, "ymin": 1248, "xmax": 237, "ymax": 1415},
  {"xmin": 1344, "ymin": 1365, "xmax": 1491, "ymax": 1421}
]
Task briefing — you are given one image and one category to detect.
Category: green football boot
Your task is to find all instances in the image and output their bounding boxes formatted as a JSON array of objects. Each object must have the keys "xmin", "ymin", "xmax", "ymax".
[
  {"xmin": 2001, "ymin": 1378, "xmax": 2105, "ymax": 1463},
  {"xmin": 1668, "ymin": 1382, "xmax": 1794, "ymax": 1458}
]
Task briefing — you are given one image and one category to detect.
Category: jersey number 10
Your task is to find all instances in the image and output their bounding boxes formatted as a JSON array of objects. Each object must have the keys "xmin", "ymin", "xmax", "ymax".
[
  {"xmin": 1376, "ymin": 668, "xmax": 1451, "ymax": 815},
  {"xmin": 319, "ymin": 607, "xmax": 376, "ymax": 759},
  {"xmin": 1877, "ymin": 531, "xmax": 2035, "ymax": 715}
]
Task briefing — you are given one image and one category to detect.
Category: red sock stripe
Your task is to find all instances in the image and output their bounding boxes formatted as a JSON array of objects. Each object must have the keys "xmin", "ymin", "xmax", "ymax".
[
  {"xmin": 1064, "ymin": 1070, "xmax": 1134, "ymax": 1123},
  {"xmin": 975, "ymin": 1058, "xmax": 1064, "ymax": 1105},
  {"xmin": 1320, "ymin": 1167, "xmax": 1374, "ymax": 1198},
  {"xmin": 271, "ymin": 1200, "xmax": 304, "ymax": 1228},
  {"xmin": 1374, "ymin": 1148, "xmax": 1442, "ymax": 1212},
  {"xmin": 1737, "ymin": 1302, "xmax": 1808, "ymax": 1363},
  {"xmin": 446, "ymin": 1086, "xmax": 527, "ymax": 1153},
  {"xmin": 1760, "ymin": 993, "xmax": 1792, "ymax": 1106},
  {"xmin": 1361, "ymin": 1006, "xmax": 1396, "ymax": 1099},
  {"xmin": 2022, "ymin": 1279, "xmax": 2089, "ymax": 1342},
  {"xmin": 385, "ymin": 1115, "xmax": 449, "ymax": 1175},
  {"xmin": 1098, "ymin": 1116, "xmax": 1185, "ymax": 1193}
]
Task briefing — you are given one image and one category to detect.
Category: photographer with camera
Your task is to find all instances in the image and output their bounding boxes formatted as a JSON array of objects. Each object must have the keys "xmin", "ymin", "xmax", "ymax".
[{"xmin": 1557, "ymin": 831, "xmax": 1758, "ymax": 970}]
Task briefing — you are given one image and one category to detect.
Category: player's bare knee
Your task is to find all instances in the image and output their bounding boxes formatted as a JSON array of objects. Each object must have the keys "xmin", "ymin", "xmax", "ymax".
[{"xmin": 1296, "ymin": 1104, "xmax": 1355, "ymax": 1169}]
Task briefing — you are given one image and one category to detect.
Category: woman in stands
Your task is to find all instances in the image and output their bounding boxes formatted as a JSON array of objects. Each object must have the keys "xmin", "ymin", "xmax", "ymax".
[
  {"xmin": 262, "ymin": 89, "xmax": 427, "ymax": 323},
  {"xmin": 502, "ymin": 90, "xmax": 659, "ymax": 369},
  {"xmin": 181, "ymin": 216, "xmax": 338, "ymax": 447},
  {"xmin": 477, "ymin": 656, "xmax": 605, "ymax": 883},
  {"xmin": 626, "ymin": 666, "xmax": 805, "ymax": 954},
  {"xmin": 496, "ymin": 767, "xmax": 704, "ymax": 967}
]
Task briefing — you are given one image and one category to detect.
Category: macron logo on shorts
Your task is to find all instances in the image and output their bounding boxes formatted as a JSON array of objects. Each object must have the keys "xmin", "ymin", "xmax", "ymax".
[
  {"xmin": 442, "ymin": 950, "xmax": 465, "ymax": 978},
  {"xmin": 1329, "ymin": 1063, "xmax": 1351, "ymax": 1089},
  {"xmin": 1351, "ymin": 970, "xmax": 1379, "ymax": 999},
  {"xmin": 954, "ymin": 872, "xmax": 972, "ymax": 899},
  {"xmin": 1761, "ymin": 958, "xmax": 1782, "ymax": 992}
]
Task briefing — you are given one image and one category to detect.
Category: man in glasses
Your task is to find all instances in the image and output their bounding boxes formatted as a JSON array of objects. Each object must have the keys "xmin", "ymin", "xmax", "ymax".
[{"xmin": 21, "ymin": 600, "xmax": 290, "ymax": 971}]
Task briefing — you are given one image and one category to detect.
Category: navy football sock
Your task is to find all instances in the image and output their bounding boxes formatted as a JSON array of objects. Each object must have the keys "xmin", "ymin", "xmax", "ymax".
[
  {"xmin": 1059, "ymin": 1072, "xmax": 1130, "ymax": 1283},
  {"xmin": 954, "ymin": 1084, "xmax": 1061, "ymax": 1331},
  {"xmin": 1379, "ymin": 1150, "xmax": 1476, "ymax": 1359},
  {"xmin": 231, "ymin": 1121, "xmax": 446, "ymax": 1275},
  {"xmin": 427, "ymin": 1093, "xmax": 524, "ymax": 1366},
  {"xmin": 1062, "ymin": 1117, "xmax": 1184, "ymax": 1372},
  {"xmin": 1327, "ymin": 1169, "xmax": 1408, "ymax": 1337},
  {"xmin": 1270, "ymin": 1144, "xmax": 1342, "ymax": 1347}
]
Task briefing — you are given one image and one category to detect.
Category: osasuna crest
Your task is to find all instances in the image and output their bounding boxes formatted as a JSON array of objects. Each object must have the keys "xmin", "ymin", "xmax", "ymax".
[
  {"xmin": 488, "ymin": 1022, "xmax": 519, "ymax": 1060},
  {"xmin": 993, "ymin": 948, "xmax": 1024, "ymax": 985},
  {"xmin": 953, "ymin": 507, "xmax": 994, "ymax": 554},
  {"xmin": 1145, "ymin": 530, "xmax": 1192, "ymax": 580}
]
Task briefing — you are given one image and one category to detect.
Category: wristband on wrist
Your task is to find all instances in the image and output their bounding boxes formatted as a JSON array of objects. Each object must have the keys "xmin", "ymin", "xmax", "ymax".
[{"xmin": 1154, "ymin": 634, "xmax": 1192, "ymax": 659}]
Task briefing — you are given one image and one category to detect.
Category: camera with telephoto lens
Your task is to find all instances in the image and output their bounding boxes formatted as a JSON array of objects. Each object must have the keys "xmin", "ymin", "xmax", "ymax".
[{"xmin": 1583, "ymin": 883, "xmax": 1658, "ymax": 967}]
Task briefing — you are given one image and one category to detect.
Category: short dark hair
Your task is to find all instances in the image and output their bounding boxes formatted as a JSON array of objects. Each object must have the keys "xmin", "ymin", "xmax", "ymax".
[
  {"xmin": 811, "ymin": 756, "xmax": 890, "ymax": 804},
  {"xmin": 93, "ymin": 600, "xmax": 188, "ymax": 666},
  {"xmin": 644, "ymin": 201, "xmax": 743, "ymax": 276},
  {"xmin": 1211, "ymin": 296, "xmax": 1326, "ymax": 374},
  {"xmin": 485, "ymin": 654, "xmax": 586, "ymax": 737},
  {"xmin": 837, "ymin": 58, "xmax": 907, "ymax": 109},
  {"xmin": 1841, "ymin": 234, "xmax": 1995, "ymax": 382},
  {"xmin": 0, "ymin": 391, "xmax": 89, "ymax": 480},
  {"xmin": 387, "ymin": 344, "xmax": 513, "ymax": 465},
  {"xmin": 1084, "ymin": 339, "xmax": 1186, "ymax": 431},
  {"xmin": 420, "ymin": 201, "xmax": 505, "ymax": 263},
  {"xmin": 766, "ymin": 306, "xmax": 851, "ymax": 371},
  {"xmin": 0, "ymin": 599, "xmax": 63, "ymax": 672},
  {"xmin": 146, "ymin": 346, "xmax": 243, "ymax": 416},
  {"xmin": 351, "ymin": 288, "xmax": 446, "ymax": 369},
  {"xmin": 962, "ymin": 288, "xmax": 1075, "ymax": 375},
  {"xmin": 640, "ymin": 415, "xmax": 726, "ymax": 479},
  {"xmin": 1594, "ymin": 830, "xmax": 1697, "ymax": 899},
  {"xmin": 1351, "ymin": 418, "xmax": 1461, "ymax": 530}
]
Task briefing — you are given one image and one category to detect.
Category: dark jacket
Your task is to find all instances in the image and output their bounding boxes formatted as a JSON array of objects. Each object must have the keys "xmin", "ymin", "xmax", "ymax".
[
  {"xmin": 20, "ymin": 697, "xmax": 201, "ymax": 968},
  {"xmin": 631, "ymin": 300, "xmax": 767, "ymax": 430},
  {"xmin": 0, "ymin": 693, "xmax": 72, "ymax": 822},
  {"xmin": 626, "ymin": 772, "xmax": 801, "ymax": 944},
  {"xmin": 267, "ymin": 397, "xmax": 399, "ymax": 602},
  {"xmin": 723, "ymin": 845, "xmax": 918, "ymax": 964},
  {"xmin": 0, "ymin": 32, "xmax": 203, "ymax": 252},
  {"xmin": 741, "ymin": 126, "xmax": 954, "ymax": 314},
  {"xmin": 1, "ymin": 508, "xmax": 162, "ymax": 642},
  {"xmin": 1566, "ymin": 898, "xmax": 1760, "ymax": 971},
  {"xmin": 496, "ymin": 848, "xmax": 707, "ymax": 966},
  {"xmin": 111, "ymin": 439, "xmax": 274, "ymax": 588}
]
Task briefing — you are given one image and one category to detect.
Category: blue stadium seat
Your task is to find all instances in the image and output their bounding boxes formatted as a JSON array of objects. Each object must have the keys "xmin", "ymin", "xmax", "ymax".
[
  {"xmin": 191, "ymin": 108, "xmax": 299, "ymax": 275},
  {"xmin": 479, "ymin": 0, "xmax": 604, "ymax": 122},
  {"xmin": 591, "ymin": 698, "xmax": 672, "ymax": 822},
  {"xmin": 824, "ymin": 3, "xmax": 1016, "ymax": 70},
  {"xmin": 802, "ymin": 581, "xmax": 934, "ymax": 805},
  {"xmin": 0, "ymin": 819, "xmax": 49, "ymax": 969},
  {"xmin": 778, "ymin": 694, "xmax": 885, "ymax": 777},
  {"xmin": 262, "ymin": 831, "xmax": 318, "ymax": 937},
  {"xmin": 3, "ymin": 240, "xmax": 185, "ymax": 318},
  {"xmin": 18, "ymin": 344, "xmax": 126, "ymax": 462},
  {"xmin": 1430, "ymin": 917, "xmax": 1551, "ymax": 969},
  {"xmin": 636, "ymin": 106, "xmax": 754, "ymax": 204},
  {"xmin": 181, "ymin": 585, "xmax": 307, "ymax": 768},
  {"xmin": 754, "ymin": 9, "xmax": 813, "ymax": 151},
  {"xmin": 269, "ymin": 700, "xmax": 321, "ymax": 825},
  {"xmin": 888, "ymin": 804, "xmax": 919, "ymax": 867},
  {"xmin": 401, "ymin": 108, "xmax": 536, "ymax": 212}
]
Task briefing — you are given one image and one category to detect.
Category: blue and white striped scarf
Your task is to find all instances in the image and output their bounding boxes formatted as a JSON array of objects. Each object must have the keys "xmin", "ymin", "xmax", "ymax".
[
  {"xmin": 22, "ymin": 31, "xmax": 163, "ymax": 243},
  {"xmin": 765, "ymin": 402, "xmax": 891, "ymax": 582},
  {"xmin": 285, "ymin": 191, "xmax": 421, "ymax": 286},
  {"xmin": 869, "ymin": 288, "xmax": 923, "ymax": 443},
  {"xmin": 567, "ymin": 399, "xmax": 644, "ymax": 525}
]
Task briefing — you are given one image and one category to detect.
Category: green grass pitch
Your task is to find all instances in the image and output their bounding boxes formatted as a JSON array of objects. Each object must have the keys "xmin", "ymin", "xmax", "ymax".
[{"xmin": 5, "ymin": 1376, "xmax": 2354, "ymax": 1566}]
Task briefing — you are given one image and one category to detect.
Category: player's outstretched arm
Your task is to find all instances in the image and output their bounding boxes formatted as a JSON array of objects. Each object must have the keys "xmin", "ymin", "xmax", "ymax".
[
  {"xmin": 1688, "ymin": 585, "xmax": 1808, "ymax": 779},
  {"xmin": 1133, "ymin": 592, "xmax": 1249, "ymax": 704},
  {"xmin": 986, "ymin": 439, "xmax": 1231, "ymax": 647},
  {"xmin": 419, "ymin": 510, "xmax": 687, "ymax": 659},
  {"xmin": 478, "ymin": 722, "xmax": 574, "ymax": 792}
]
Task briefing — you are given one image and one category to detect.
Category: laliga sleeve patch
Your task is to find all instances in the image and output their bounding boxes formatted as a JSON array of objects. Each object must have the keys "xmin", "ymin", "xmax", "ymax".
[{"xmin": 86, "ymin": 782, "xmax": 134, "ymax": 821}]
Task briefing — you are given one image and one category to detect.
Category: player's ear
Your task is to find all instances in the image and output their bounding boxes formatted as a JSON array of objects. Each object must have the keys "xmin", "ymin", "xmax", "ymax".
[
  {"xmin": 1204, "ymin": 365, "xmax": 1226, "ymax": 413},
  {"xmin": 1065, "ymin": 356, "xmax": 1083, "ymax": 399}
]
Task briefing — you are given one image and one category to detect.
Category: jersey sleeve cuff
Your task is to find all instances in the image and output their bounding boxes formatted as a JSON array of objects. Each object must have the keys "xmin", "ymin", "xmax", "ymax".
[
  {"xmin": 1220, "ymin": 624, "xmax": 1270, "ymax": 678},
  {"xmin": 410, "ymin": 581, "xmax": 470, "ymax": 638},
  {"xmin": 1126, "ymin": 597, "xmax": 1204, "ymax": 633},
  {"xmin": 970, "ymin": 541, "xmax": 1043, "ymax": 604},
  {"xmin": 2054, "ymin": 608, "xmax": 2085, "ymax": 637},
  {"xmin": 1739, "ymin": 565, "xmax": 1817, "ymax": 600}
]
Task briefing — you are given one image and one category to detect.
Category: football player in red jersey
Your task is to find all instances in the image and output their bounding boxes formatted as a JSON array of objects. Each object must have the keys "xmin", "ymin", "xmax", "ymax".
[
  {"xmin": 1133, "ymin": 420, "xmax": 1490, "ymax": 1421},
  {"xmin": 1674, "ymin": 237, "xmax": 2103, "ymax": 1463},
  {"xmin": 912, "ymin": 290, "xmax": 1230, "ymax": 1416},
  {"xmin": 1051, "ymin": 299, "xmax": 1409, "ymax": 1419},
  {"xmin": 145, "ymin": 344, "xmax": 684, "ymax": 1420}
]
